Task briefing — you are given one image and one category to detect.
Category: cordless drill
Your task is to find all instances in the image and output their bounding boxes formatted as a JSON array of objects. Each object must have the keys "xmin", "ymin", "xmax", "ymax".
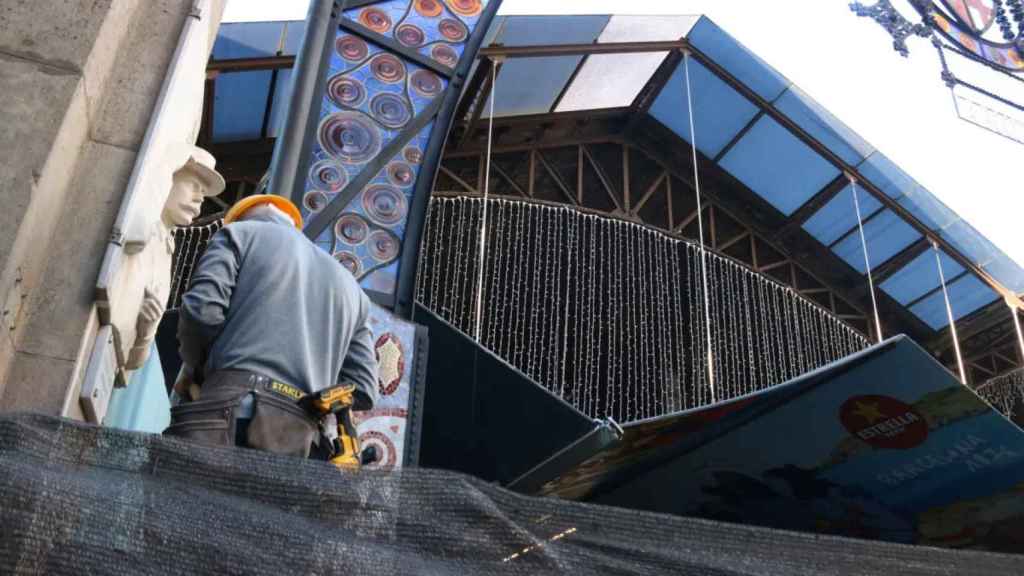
[{"xmin": 309, "ymin": 385, "xmax": 377, "ymax": 469}]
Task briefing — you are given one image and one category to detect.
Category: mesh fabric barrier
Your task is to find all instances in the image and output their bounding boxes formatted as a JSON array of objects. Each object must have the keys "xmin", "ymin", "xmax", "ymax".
[{"xmin": 1, "ymin": 414, "xmax": 1021, "ymax": 575}]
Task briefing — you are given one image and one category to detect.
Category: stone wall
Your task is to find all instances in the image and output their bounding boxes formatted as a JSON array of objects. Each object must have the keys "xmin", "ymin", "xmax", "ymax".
[{"xmin": 0, "ymin": 0, "xmax": 225, "ymax": 416}]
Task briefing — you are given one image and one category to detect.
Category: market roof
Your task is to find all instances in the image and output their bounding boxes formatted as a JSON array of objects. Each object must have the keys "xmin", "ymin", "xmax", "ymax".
[{"xmin": 203, "ymin": 14, "xmax": 1023, "ymax": 338}]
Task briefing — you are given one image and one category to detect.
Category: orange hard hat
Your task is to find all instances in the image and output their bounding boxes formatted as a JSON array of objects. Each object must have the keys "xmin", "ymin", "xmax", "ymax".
[{"xmin": 224, "ymin": 194, "xmax": 303, "ymax": 230}]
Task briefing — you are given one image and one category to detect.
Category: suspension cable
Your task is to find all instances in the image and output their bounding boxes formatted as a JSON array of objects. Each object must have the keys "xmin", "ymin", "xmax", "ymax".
[
  {"xmin": 683, "ymin": 51, "xmax": 717, "ymax": 403},
  {"xmin": 1010, "ymin": 297, "xmax": 1024, "ymax": 365},
  {"xmin": 473, "ymin": 59, "xmax": 498, "ymax": 343},
  {"xmin": 934, "ymin": 242, "xmax": 967, "ymax": 384},
  {"xmin": 849, "ymin": 176, "xmax": 883, "ymax": 343}
]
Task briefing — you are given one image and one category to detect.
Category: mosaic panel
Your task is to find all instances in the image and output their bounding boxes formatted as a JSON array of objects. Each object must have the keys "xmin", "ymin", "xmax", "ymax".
[
  {"xmin": 344, "ymin": 0, "xmax": 487, "ymax": 65},
  {"xmin": 352, "ymin": 303, "xmax": 423, "ymax": 469}
]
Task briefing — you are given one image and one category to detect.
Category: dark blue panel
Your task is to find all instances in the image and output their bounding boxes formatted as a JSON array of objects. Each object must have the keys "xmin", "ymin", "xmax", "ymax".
[
  {"xmin": 649, "ymin": 59, "xmax": 759, "ymax": 158},
  {"xmin": 492, "ymin": 15, "xmax": 609, "ymax": 46},
  {"xmin": 802, "ymin": 184, "xmax": 881, "ymax": 246},
  {"xmin": 910, "ymin": 274, "xmax": 999, "ymax": 329},
  {"xmin": 858, "ymin": 152, "xmax": 914, "ymax": 200},
  {"xmin": 774, "ymin": 87, "xmax": 873, "ymax": 166},
  {"xmin": 880, "ymin": 249, "xmax": 964, "ymax": 306},
  {"xmin": 212, "ymin": 22, "xmax": 285, "ymax": 60},
  {"xmin": 719, "ymin": 116, "xmax": 841, "ymax": 216},
  {"xmin": 831, "ymin": 209, "xmax": 923, "ymax": 273},
  {"xmin": 686, "ymin": 17, "xmax": 789, "ymax": 102},
  {"xmin": 266, "ymin": 69, "xmax": 293, "ymax": 139},
  {"xmin": 283, "ymin": 21, "xmax": 308, "ymax": 56},
  {"xmin": 489, "ymin": 56, "xmax": 581, "ymax": 117},
  {"xmin": 211, "ymin": 71, "xmax": 272, "ymax": 143}
]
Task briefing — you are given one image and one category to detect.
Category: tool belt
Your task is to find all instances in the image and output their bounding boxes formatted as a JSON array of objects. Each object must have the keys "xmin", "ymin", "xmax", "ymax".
[{"xmin": 165, "ymin": 370, "xmax": 319, "ymax": 459}]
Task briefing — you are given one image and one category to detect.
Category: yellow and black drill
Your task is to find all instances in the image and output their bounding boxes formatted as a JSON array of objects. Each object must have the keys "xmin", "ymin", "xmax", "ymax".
[{"xmin": 308, "ymin": 385, "xmax": 374, "ymax": 469}]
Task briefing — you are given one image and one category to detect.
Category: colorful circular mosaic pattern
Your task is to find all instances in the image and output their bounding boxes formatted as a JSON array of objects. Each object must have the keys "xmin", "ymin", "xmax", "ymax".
[
  {"xmin": 362, "ymin": 185, "xmax": 407, "ymax": 225},
  {"xmin": 369, "ymin": 93, "xmax": 412, "ymax": 129},
  {"xmin": 359, "ymin": 429, "xmax": 397, "ymax": 469},
  {"xmin": 309, "ymin": 160, "xmax": 348, "ymax": 192},
  {"xmin": 410, "ymin": 69, "xmax": 443, "ymax": 97},
  {"xmin": 336, "ymin": 34, "xmax": 368, "ymax": 62},
  {"xmin": 303, "ymin": 190, "xmax": 328, "ymax": 213},
  {"xmin": 387, "ymin": 162, "xmax": 416, "ymax": 188},
  {"xmin": 431, "ymin": 44, "xmax": 458, "ymax": 67},
  {"xmin": 370, "ymin": 53, "xmax": 406, "ymax": 84},
  {"xmin": 319, "ymin": 111, "xmax": 382, "ymax": 164},
  {"xmin": 404, "ymin": 147, "xmax": 423, "ymax": 164},
  {"xmin": 358, "ymin": 7, "xmax": 392, "ymax": 34},
  {"xmin": 439, "ymin": 18, "xmax": 468, "ymax": 42},
  {"xmin": 414, "ymin": 0, "xmax": 444, "ymax": 18},
  {"xmin": 367, "ymin": 229, "xmax": 401, "ymax": 262},
  {"xmin": 396, "ymin": 24, "xmax": 426, "ymax": 48},
  {"xmin": 334, "ymin": 251, "xmax": 362, "ymax": 277},
  {"xmin": 445, "ymin": 0, "xmax": 483, "ymax": 17},
  {"xmin": 335, "ymin": 213, "xmax": 369, "ymax": 245},
  {"xmin": 327, "ymin": 75, "xmax": 366, "ymax": 109}
]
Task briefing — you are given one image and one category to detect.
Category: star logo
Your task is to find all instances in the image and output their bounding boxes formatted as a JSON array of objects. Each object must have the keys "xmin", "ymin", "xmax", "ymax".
[{"xmin": 851, "ymin": 401, "xmax": 887, "ymax": 424}]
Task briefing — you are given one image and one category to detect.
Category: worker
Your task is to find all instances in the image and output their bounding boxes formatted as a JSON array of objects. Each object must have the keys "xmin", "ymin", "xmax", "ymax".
[{"xmin": 165, "ymin": 194, "xmax": 379, "ymax": 465}]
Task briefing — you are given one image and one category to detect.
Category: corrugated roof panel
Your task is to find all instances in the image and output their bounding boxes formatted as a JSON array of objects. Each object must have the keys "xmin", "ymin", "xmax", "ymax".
[
  {"xmin": 686, "ymin": 17, "xmax": 789, "ymax": 102},
  {"xmin": 909, "ymin": 274, "xmax": 999, "ymax": 329},
  {"xmin": 880, "ymin": 249, "xmax": 964, "ymax": 306},
  {"xmin": 802, "ymin": 184, "xmax": 882, "ymax": 246},
  {"xmin": 649, "ymin": 59, "xmax": 759, "ymax": 158},
  {"xmin": 719, "ymin": 115, "xmax": 841, "ymax": 216},
  {"xmin": 212, "ymin": 22, "xmax": 285, "ymax": 60},
  {"xmin": 211, "ymin": 71, "xmax": 273, "ymax": 142},
  {"xmin": 774, "ymin": 87, "xmax": 874, "ymax": 166},
  {"xmin": 831, "ymin": 209, "xmax": 923, "ymax": 273}
]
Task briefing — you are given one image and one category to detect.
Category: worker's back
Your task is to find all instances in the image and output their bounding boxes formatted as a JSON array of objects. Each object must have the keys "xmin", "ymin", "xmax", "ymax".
[{"xmin": 180, "ymin": 216, "xmax": 377, "ymax": 405}]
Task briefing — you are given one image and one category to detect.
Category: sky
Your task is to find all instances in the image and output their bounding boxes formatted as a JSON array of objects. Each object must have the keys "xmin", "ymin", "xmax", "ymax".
[{"xmin": 222, "ymin": 0, "xmax": 1023, "ymax": 271}]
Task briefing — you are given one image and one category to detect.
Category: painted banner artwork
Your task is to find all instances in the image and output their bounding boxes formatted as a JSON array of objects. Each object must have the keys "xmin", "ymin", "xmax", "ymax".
[
  {"xmin": 353, "ymin": 303, "xmax": 425, "ymax": 469},
  {"xmin": 541, "ymin": 336, "xmax": 1024, "ymax": 552},
  {"xmin": 302, "ymin": 0, "xmax": 491, "ymax": 298}
]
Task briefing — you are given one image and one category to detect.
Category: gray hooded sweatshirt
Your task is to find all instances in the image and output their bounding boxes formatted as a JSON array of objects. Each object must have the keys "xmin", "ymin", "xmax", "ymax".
[{"xmin": 178, "ymin": 206, "xmax": 378, "ymax": 410}]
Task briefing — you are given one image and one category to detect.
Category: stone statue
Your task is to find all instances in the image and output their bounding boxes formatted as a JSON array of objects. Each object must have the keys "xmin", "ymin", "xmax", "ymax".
[{"xmin": 109, "ymin": 146, "xmax": 224, "ymax": 374}]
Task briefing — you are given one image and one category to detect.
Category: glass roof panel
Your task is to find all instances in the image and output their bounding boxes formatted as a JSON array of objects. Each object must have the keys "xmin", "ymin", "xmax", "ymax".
[
  {"xmin": 211, "ymin": 71, "xmax": 273, "ymax": 143},
  {"xmin": 831, "ymin": 209, "xmax": 923, "ymax": 273},
  {"xmin": 802, "ymin": 183, "xmax": 882, "ymax": 246},
  {"xmin": 880, "ymin": 249, "xmax": 964, "ymax": 306},
  {"xmin": 896, "ymin": 184, "xmax": 959, "ymax": 231},
  {"xmin": 909, "ymin": 274, "xmax": 999, "ymax": 330},
  {"xmin": 858, "ymin": 152, "xmax": 914, "ymax": 200},
  {"xmin": 597, "ymin": 15, "xmax": 698, "ymax": 42},
  {"xmin": 649, "ymin": 59, "xmax": 759, "ymax": 158},
  {"xmin": 719, "ymin": 116, "xmax": 841, "ymax": 215},
  {"xmin": 490, "ymin": 15, "xmax": 610, "ymax": 46},
  {"xmin": 283, "ymin": 21, "xmax": 308, "ymax": 56},
  {"xmin": 266, "ymin": 68, "xmax": 293, "ymax": 139},
  {"xmin": 486, "ymin": 56, "xmax": 582, "ymax": 117},
  {"xmin": 556, "ymin": 52, "xmax": 668, "ymax": 112},
  {"xmin": 774, "ymin": 87, "xmax": 874, "ymax": 166},
  {"xmin": 941, "ymin": 219, "xmax": 997, "ymax": 267},
  {"xmin": 212, "ymin": 22, "xmax": 285, "ymax": 60},
  {"xmin": 686, "ymin": 17, "xmax": 789, "ymax": 102}
]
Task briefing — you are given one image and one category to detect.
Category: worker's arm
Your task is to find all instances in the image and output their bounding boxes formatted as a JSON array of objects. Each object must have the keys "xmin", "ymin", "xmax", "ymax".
[
  {"xmin": 177, "ymin": 229, "xmax": 242, "ymax": 372},
  {"xmin": 341, "ymin": 294, "xmax": 379, "ymax": 411}
]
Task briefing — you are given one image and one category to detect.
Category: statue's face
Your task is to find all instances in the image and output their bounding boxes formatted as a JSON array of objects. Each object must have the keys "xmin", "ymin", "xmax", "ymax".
[{"xmin": 162, "ymin": 172, "xmax": 206, "ymax": 227}]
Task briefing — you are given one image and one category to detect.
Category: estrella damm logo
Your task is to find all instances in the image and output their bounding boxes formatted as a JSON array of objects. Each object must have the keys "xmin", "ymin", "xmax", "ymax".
[
  {"xmin": 271, "ymin": 381, "xmax": 303, "ymax": 401},
  {"xmin": 839, "ymin": 394, "xmax": 928, "ymax": 450}
]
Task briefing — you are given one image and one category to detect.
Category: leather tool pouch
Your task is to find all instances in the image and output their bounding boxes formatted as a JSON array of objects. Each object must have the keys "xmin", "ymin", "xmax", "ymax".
[
  {"xmin": 165, "ymin": 395, "xmax": 241, "ymax": 447},
  {"xmin": 245, "ymin": 392, "xmax": 317, "ymax": 458}
]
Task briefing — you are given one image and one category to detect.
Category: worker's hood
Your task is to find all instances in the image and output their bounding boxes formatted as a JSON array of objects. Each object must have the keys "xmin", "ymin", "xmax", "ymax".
[{"xmin": 237, "ymin": 203, "xmax": 296, "ymax": 227}]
